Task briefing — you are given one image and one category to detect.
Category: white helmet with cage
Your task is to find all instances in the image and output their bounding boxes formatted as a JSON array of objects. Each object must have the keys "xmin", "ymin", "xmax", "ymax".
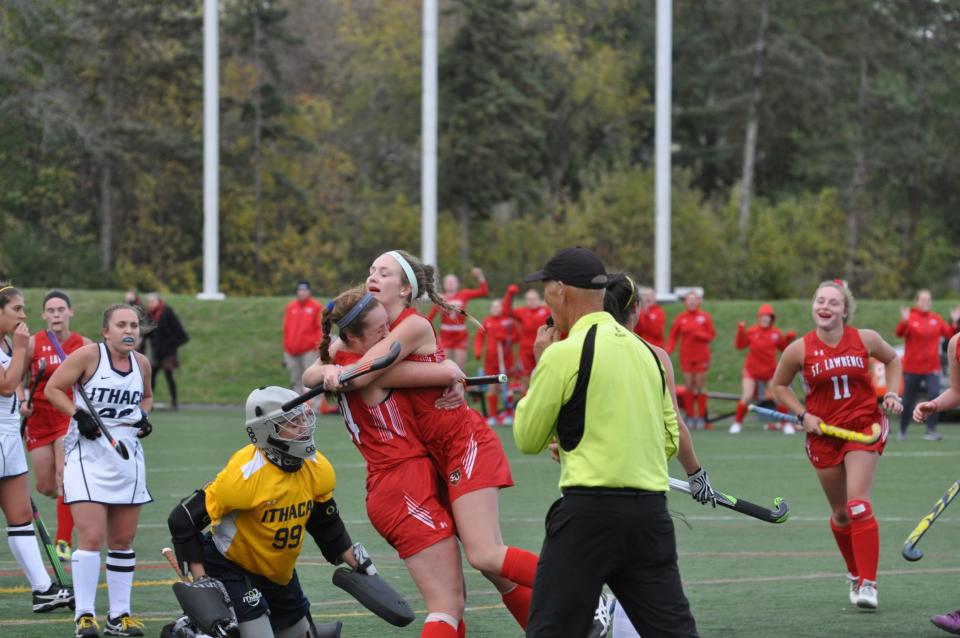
[{"xmin": 244, "ymin": 386, "xmax": 317, "ymax": 471}]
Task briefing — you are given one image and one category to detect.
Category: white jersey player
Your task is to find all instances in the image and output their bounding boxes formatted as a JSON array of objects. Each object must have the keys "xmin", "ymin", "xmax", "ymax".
[{"xmin": 46, "ymin": 304, "xmax": 154, "ymax": 638}]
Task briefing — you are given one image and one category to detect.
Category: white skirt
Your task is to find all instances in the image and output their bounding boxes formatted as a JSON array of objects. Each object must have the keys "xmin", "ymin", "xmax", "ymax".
[
  {"xmin": 0, "ymin": 429, "xmax": 29, "ymax": 478},
  {"xmin": 63, "ymin": 432, "xmax": 151, "ymax": 505}
]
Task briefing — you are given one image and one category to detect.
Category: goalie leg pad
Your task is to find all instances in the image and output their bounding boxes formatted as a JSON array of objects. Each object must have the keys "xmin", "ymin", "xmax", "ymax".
[
  {"xmin": 332, "ymin": 566, "xmax": 415, "ymax": 627},
  {"xmin": 237, "ymin": 615, "xmax": 273, "ymax": 638},
  {"xmin": 173, "ymin": 579, "xmax": 240, "ymax": 637}
]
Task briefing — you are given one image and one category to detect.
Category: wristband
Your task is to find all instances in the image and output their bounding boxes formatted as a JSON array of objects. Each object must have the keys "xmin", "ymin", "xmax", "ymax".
[
  {"xmin": 883, "ymin": 392, "xmax": 901, "ymax": 402},
  {"xmin": 796, "ymin": 411, "xmax": 806, "ymax": 424}
]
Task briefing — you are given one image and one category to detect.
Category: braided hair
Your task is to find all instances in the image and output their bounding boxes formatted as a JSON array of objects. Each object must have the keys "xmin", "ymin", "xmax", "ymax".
[
  {"xmin": 319, "ymin": 285, "xmax": 383, "ymax": 364},
  {"xmin": 390, "ymin": 249, "xmax": 483, "ymax": 330}
]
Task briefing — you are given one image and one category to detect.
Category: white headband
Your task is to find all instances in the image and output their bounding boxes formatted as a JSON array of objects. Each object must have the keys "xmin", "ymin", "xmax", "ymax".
[{"xmin": 385, "ymin": 251, "xmax": 419, "ymax": 300}]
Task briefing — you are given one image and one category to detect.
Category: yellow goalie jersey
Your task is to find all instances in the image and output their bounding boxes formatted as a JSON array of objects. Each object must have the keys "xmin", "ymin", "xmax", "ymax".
[{"xmin": 205, "ymin": 444, "xmax": 336, "ymax": 585}]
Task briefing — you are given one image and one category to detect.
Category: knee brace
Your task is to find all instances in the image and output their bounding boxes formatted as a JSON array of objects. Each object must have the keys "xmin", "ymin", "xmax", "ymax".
[{"xmin": 847, "ymin": 499, "xmax": 873, "ymax": 521}]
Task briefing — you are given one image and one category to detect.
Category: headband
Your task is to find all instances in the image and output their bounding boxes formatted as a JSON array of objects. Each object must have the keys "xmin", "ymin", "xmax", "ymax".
[
  {"xmin": 336, "ymin": 293, "xmax": 374, "ymax": 331},
  {"xmin": 385, "ymin": 251, "xmax": 419, "ymax": 300},
  {"xmin": 0, "ymin": 286, "xmax": 13, "ymax": 295},
  {"xmin": 623, "ymin": 275, "xmax": 637, "ymax": 311}
]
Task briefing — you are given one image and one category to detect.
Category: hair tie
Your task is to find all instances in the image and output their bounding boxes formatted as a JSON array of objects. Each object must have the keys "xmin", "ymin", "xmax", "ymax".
[
  {"xmin": 385, "ymin": 251, "xmax": 419, "ymax": 300},
  {"xmin": 336, "ymin": 293, "xmax": 374, "ymax": 331},
  {"xmin": 623, "ymin": 275, "xmax": 637, "ymax": 311},
  {"xmin": 325, "ymin": 300, "xmax": 335, "ymax": 313}
]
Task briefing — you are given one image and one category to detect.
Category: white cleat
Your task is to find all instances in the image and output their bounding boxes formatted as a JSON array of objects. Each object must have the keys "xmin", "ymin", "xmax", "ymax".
[
  {"xmin": 587, "ymin": 592, "xmax": 611, "ymax": 638},
  {"xmin": 729, "ymin": 422, "xmax": 742, "ymax": 434},
  {"xmin": 847, "ymin": 573, "xmax": 859, "ymax": 606},
  {"xmin": 782, "ymin": 423, "xmax": 797, "ymax": 435},
  {"xmin": 856, "ymin": 580, "xmax": 878, "ymax": 610}
]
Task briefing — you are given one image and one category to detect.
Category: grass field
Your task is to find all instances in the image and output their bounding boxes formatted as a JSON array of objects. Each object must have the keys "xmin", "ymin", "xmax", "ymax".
[{"xmin": 2, "ymin": 408, "xmax": 958, "ymax": 638}]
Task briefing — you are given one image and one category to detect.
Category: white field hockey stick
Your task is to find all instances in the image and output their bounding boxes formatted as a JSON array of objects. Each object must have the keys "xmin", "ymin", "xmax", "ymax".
[
  {"xmin": 669, "ymin": 477, "xmax": 790, "ymax": 524},
  {"xmin": 748, "ymin": 405, "xmax": 881, "ymax": 444},
  {"xmin": 902, "ymin": 480, "xmax": 960, "ymax": 561},
  {"xmin": 282, "ymin": 341, "xmax": 402, "ymax": 411}
]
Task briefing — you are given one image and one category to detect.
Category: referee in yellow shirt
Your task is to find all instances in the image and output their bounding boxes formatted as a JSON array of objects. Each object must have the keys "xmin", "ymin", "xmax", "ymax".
[{"xmin": 514, "ymin": 247, "xmax": 699, "ymax": 638}]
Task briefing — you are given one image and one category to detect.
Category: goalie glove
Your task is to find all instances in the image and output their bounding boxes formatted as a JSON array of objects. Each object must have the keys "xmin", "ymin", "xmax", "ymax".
[
  {"xmin": 350, "ymin": 542, "xmax": 376, "ymax": 575},
  {"xmin": 172, "ymin": 576, "xmax": 239, "ymax": 638},
  {"xmin": 687, "ymin": 467, "xmax": 717, "ymax": 507}
]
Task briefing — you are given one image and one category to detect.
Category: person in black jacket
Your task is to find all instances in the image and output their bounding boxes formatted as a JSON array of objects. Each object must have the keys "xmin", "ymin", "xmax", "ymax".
[{"xmin": 146, "ymin": 293, "xmax": 189, "ymax": 410}]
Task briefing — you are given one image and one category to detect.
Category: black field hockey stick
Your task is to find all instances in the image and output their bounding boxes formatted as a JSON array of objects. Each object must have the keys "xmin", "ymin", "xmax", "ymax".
[
  {"xmin": 464, "ymin": 374, "xmax": 508, "ymax": 386},
  {"xmin": 748, "ymin": 404, "xmax": 881, "ymax": 444},
  {"xmin": 902, "ymin": 480, "xmax": 960, "ymax": 561},
  {"xmin": 31, "ymin": 499, "xmax": 70, "ymax": 587},
  {"xmin": 46, "ymin": 331, "xmax": 130, "ymax": 460},
  {"xmin": 282, "ymin": 341, "xmax": 403, "ymax": 412},
  {"xmin": 669, "ymin": 477, "xmax": 790, "ymax": 524},
  {"xmin": 21, "ymin": 358, "xmax": 46, "ymax": 437}
]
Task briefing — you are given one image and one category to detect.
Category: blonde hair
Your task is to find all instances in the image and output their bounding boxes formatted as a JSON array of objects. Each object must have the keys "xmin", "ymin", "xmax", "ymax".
[{"xmin": 814, "ymin": 280, "xmax": 856, "ymax": 324}]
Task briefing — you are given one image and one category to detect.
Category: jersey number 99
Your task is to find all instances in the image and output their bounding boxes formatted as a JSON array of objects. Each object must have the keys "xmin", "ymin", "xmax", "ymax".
[{"xmin": 272, "ymin": 524, "xmax": 302, "ymax": 550}]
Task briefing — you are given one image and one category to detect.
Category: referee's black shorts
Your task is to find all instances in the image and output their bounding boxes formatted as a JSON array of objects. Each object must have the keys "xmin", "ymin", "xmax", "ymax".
[{"xmin": 526, "ymin": 488, "xmax": 698, "ymax": 638}]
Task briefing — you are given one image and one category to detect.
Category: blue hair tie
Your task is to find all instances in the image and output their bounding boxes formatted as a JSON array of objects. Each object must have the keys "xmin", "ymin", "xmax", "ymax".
[
  {"xmin": 325, "ymin": 300, "xmax": 335, "ymax": 313},
  {"xmin": 336, "ymin": 293, "xmax": 374, "ymax": 331}
]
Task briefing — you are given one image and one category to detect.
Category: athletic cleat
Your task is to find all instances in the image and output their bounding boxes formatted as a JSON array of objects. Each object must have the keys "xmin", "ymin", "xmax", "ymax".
[
  {"xmin": 782, "ymin": 423, "xmax": 796, "ymax": 435},
  {"xmin": 56, "ymin": 540, "xmax": 73, "ymax": 562},
  {"xmin": 104, "ymin": 614, "xmax": 145, "ymax": 636},
  {"xmin": 486, "ymin": 416, "xmax": 497, "ymax": 427},
  {"xmin": 924, "ymin": 431, "xmax": 943, "ymax": 441},
  {"xmin": 846, "ymin": 573, "xmax": 859, "ymax": 606},
  {"xmin": 930, "ymin": 609, "xmax": 960, "ymax": 634},
  {"xmin": 75, "ymin": 614, "xmax": 100, "ymax": 637},
  {"xmin": 729, "ymin": 422, "xmax": 742, "ymax": 434},
  {"xmin": 587, "ymin": 592, "xmax": 611, "ymax": 638},
  {"xmin": 855, "ymin": 580, "xmax": 878, "ymax": 610},
  {"xmin": 33, "ymin": 582, "xmax": 74, "ymax": 613}
]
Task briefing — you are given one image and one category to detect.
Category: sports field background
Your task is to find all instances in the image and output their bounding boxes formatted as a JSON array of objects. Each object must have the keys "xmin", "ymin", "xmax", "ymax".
[{"xmin": 2, "ymin": 409, "xmax": 957, "ymax": 637}]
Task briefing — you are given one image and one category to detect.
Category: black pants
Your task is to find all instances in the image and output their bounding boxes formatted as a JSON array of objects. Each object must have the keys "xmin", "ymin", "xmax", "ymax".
[
  {"xmin": 900, "ymin": 372, "xmax": 941, "ymax": 434},
  {"xmin": 152, "ymin": 367, "xmax": 178, "ymax": 408},
  {"xmin": 526, "ymin": 491, "xmax": 698, "ymax": 638}
]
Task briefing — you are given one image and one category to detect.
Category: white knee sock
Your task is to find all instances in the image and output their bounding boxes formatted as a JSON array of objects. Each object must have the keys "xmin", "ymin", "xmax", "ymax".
[
  {"xmin": 106, "ymin": 549, "xmax": 135, "ymax": 618},
  {"xmin": 7, "ymin": 523, "xmax": 52, "ymax": 592},
  {"xmin": 72, "ymin": 549, "xmax": 101, "ymax": 618}
]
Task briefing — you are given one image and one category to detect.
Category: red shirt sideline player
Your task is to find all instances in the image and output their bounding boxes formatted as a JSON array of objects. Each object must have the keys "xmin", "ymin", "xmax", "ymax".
[
  {"xmin": 473, "ymin": 298, "xmax": 518, "ymax": 425},
  {"xmin": 19, "ymin": 290, "xmax": 92, "ymax": 561},
  {"xmin": 667, "ymin": 291, "xmax": 716, "ymax": 428},
  {"xmin": 633, "ymin": 286, "xmax": 666, "ymax": 348},
  {"xmin": 503, "ymin": 285, "xmax": 550, "ymax": 384},
  {"xmin": 426, "ymin": 267, "xmax": 488, "ymax": 370},
  {"xmin": 772, "ymin": 280, "xmax": 902, "ymax": 611}
]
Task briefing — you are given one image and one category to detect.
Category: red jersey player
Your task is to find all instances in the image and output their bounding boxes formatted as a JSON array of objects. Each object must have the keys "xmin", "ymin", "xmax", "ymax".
[
  {"xmin": 473, "ymin": 298, "xmax": 518, "ymax": 425},
  {"xmin": 426, "ymin": 267, "xmax": 488, "ymax": 370},
  {"xmin": 666, "ymin": 291, "xmax": 715, "ymax": 428},
  {"xmin": 633, "ymin": 286, "xmax": 666, "ymax": 348},
  {"xmin": 19, "ymin": 290, "xmax": 92, "ymax": 561},
  {"xmin": 503, "ymin": 285, "xmax": 550, "ymax": 382},
  {"xmin": 772, "ymin": 280, "xmax": 902, "ymax": 611},
  {"xmin": 729, "ymin": 303, "xmax": 795, "ymax": 434}
]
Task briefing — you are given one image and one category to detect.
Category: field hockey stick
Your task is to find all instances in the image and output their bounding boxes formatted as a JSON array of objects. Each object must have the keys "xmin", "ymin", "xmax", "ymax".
[
  {"xmin": 161, "ymin": 547, "xmax": 191, "ymax": 582},
  {"xmin": 21, "ymin": 359, "xmax": 46, "ymax": 437},
  {"xmin": 282, "ymin": 341, "xmax": 402, "ymax": 411},
  {"xmin": 46, "ymin": 331, "xmax": 130, "ymax": 460},
  {"xmin": 748, "ymin": 405, "xmax": 881, "ymax": 444},
  {"xmin": 30, "ymin": 499, "xmax": 70, "ymax": 587},
  {"xmin": 464, "ymin": 374, "xmax": 508, "ymax": 386},
  {"xmin": 496, "ymin": 341, "xmax": 509, "ymax": 407},
  {"xmin": 668, "ymin": 477, "xmax": 790, "ymax": 524},
  {"xmin": 902, "ymin": 480, "xmax": 960, "ymax": 561}
]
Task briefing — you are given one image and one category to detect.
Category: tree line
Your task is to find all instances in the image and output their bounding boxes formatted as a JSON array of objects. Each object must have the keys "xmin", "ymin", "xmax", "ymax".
[{"xmin": 1, "ymin": 0, "xmax": 957, "ymax": 299}]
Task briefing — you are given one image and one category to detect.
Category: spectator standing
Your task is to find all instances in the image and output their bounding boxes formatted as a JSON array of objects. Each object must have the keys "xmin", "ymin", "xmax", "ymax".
[
  {"xmin": 633, "ymin": 286, "xmax": 666, "ymax": 348},
  {"xmin": 895, "ymin": 289, "xmax": 958, "ymax": 441},
  {"xmin": 146, "ymin": 293, "xmax": 189, "ymax": 410},
  {"xmin": 282, "ymin": 281, "xmax": 323, "ymax": 395}
]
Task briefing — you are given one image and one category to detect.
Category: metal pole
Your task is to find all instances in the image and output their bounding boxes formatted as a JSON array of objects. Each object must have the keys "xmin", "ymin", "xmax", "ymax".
[
  {"xmin": 421, "ymin": 0, "xmax": 438, "ymax": 267},
  {"xmin": 199, "ymin": 0, "xmax": 225, "ymax": 300},
  {"xmin": 654, "ymin": 0, "xmax": 673, "ymax": 300}
]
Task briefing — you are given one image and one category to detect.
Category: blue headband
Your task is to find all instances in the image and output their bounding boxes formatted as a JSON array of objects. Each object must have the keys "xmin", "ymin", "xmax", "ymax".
[{"xmin": 336, "ymin": 293, "xmax": 374, "ymax": 331}]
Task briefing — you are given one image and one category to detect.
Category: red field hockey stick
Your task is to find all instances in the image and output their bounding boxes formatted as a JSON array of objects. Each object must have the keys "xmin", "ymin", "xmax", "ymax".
[{"xmin": 282, "ymin": 341, "xmax": 402, "ymax": 411}]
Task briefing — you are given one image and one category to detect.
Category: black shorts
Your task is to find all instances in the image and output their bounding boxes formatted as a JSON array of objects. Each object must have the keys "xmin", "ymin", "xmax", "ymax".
[{"xmin": 202, "ymin": 535, "xmax": 309, "ymax": 630}]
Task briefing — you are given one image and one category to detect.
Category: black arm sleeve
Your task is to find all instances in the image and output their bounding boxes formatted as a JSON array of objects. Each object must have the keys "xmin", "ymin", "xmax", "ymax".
[
  {"xmin": 168, "ymin": 490, "xmax": 211, "ymax": 566},
  {"xmin": 305, "ymin": 498, "xmax": 353, "ymax": 564}
]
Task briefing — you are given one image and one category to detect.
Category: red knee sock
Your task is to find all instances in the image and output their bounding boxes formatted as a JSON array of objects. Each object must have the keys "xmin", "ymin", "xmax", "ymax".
[
  {"xmin": 847, "ymin": 500, "xmax": 879, "ymax": 584},
  {"xmin": 829, "ymin": 518, "xmax": 857, "ymax": 577},
  {"xmin": 55, "ymin": 495, "xmax": 74, "ymax": 545},
  {"xmin": 501, "ymin": 586, "xmax": 532, "ymax": 629},
  {"xmin": 734, "ymin": 401, "xmax": 748, "ymax": 423},
  {"xmin": 498, "ymin": 546, "xmax": 538, "ymax": 588},
  {"xmin": 682, "ymin": 390, "xmax": 695, "ymax": 417},
  {"xmin": 421, "ymin": 621, "xmax": 458, "ymax": 638},
  {"xmin": 697, "ymin": 393, "xmax": 708, "ymax": 418},
  {"xmin": 457, "ymin": 619, "xmax": 466, "ymax": 638},
  {"xmin": 486, "ymin": 393, "xmax": 499, "ymax": 419}
]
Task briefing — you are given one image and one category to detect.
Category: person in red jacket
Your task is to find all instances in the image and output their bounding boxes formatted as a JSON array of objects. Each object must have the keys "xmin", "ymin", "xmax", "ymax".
[
  {"xmin": 633, "ymin": 286, "xmax": 666, "ymax": 348},
  {"xmin": 729, "ymin": 303, "xmax": 796, "ymax": 434},
  {"xmin": 503, "ymin": 284, "xmax": 550, "ymax": 383},
  {"xmin": 282, "ymin": 280, "xmax": 324, "ymax": 394},
  {"xmin": 427, "ymin": 267, "xmax": 488, "ymax": 370},
  {"xmin": 895, "ymin": 289, "xmax": 959, "ymax": 441},
  {"xmin": 473, "ymin": 298, "xmax": 518, "ymax": 425},
  {"xmin": 667, "ymin": 291, "xmax": 716, "ymax": 428}
]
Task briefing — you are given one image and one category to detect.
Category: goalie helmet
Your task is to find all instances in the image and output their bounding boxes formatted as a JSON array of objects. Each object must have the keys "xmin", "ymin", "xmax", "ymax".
[{"xmin": 244, "ymin": 386, "xmax": 317, "ymax": 471}]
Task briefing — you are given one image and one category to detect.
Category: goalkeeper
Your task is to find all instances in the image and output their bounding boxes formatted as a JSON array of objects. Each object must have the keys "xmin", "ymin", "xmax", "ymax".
[{"xmin": 166, "ymin": 386, "xmax": 393, "ymax": 638}]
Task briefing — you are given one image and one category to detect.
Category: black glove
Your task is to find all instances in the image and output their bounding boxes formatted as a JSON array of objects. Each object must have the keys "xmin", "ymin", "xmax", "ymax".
[
  {"xmin": 73, "ymin": 409, "xmax": 100, "ymax": 440},
  {"xmin": 135, "ymin": 415, "xmax": 153, "ymax": 439},
  {"xmin": 687, "ymin": 467, "xmax": 717, "ymax": 507}
]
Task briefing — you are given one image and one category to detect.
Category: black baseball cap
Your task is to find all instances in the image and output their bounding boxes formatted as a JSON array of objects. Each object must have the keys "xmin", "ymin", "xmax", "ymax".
[{"xmin": 524, "ymin": 247, "xmax": 608, "ymax": 289}]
